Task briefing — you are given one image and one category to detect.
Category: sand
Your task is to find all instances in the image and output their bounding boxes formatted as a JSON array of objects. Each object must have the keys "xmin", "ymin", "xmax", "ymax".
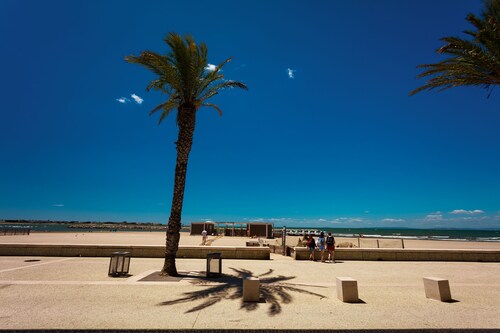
[{"xmin": 0, "ymin": 231, "xmax": 499, "ymax": 250}]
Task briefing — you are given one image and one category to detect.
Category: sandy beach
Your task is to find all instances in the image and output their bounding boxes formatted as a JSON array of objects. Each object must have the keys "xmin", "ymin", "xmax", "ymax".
[{"xmin": 1, "ymin": 231, "xmax": 499, "ymax": 250}]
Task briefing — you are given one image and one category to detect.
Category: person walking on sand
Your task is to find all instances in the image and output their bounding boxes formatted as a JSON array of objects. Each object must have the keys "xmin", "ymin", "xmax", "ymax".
[
  {"xmin": 201, "ymin": 229, "xmax": 208, "ymax": 245},
  {"xmin": 307, "ymin": 234, "xmax": 316, "ymax": 261},
  {"xmin": 317, "ymin": 232, "xmax": 326, "ymax": 262},
  {"xmin": 326, "ymin": 232, "xmax": 336, "ymax": 263}
]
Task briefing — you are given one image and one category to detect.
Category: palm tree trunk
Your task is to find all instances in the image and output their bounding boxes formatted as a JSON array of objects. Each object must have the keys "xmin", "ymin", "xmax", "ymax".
[{"xmin": 161, "ymin": 106, "xmax": 196, "ymax": 276}]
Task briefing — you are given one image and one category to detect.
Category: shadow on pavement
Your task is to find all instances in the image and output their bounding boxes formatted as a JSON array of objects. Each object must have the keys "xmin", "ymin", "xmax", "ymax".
[{"xmin": 158, "ymin": 267, "xmax": 326, "ymax": 316}]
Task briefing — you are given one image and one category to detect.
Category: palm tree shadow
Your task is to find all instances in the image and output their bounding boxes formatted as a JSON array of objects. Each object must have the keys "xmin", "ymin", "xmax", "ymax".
[{"xmin": 158, "ymin": 267, "xmax": 326, "ymax": 316}]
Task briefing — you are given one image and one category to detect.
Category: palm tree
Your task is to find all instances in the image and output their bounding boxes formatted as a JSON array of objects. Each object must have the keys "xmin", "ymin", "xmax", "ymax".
[
  {"xmin": 126, "ymin": 33, "xmax": 247, "ymax": 276},
  {"xmin": 410, "ymin": 0, "xmax": 500, "ymax": 96}
]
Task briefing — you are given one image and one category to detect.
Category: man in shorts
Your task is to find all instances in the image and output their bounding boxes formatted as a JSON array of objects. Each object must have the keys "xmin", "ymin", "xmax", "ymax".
[
  {"xmin": 326, "ymin": 232, "xmax": 335, "ymax": 263},
  {"xmin": 201, "ymin": 229, "xmax": 208, "ymax": 245}
]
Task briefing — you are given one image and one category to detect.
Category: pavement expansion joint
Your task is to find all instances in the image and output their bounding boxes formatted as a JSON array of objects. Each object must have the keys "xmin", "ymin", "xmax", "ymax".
[{"xmin": 0, "ymin": 257, "xmax": 74, "ymax": 274}]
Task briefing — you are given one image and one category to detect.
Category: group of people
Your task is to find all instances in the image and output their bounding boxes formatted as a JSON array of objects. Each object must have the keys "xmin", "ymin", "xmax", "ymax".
[
  {"xmin": 201, "ymin": 228, "xmax": 336, "ymax": 263},
  {"xmin": 302, "ymin": 231, "xmax": 336, "ymax": 263}
]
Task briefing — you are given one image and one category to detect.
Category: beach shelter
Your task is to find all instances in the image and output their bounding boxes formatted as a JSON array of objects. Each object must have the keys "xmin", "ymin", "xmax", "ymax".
[
  {"xmin": 246, "ymin": 222, "xmax": 273, "ymax": 238},
  {"xmin": 190, "ymin": 222, "xmax": 216, "ymax": 235}
]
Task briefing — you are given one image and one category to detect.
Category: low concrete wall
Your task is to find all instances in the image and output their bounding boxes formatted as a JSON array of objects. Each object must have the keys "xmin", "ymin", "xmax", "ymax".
[
  {"xmin": 0, "ymin": 244, "xmax": 270, "ymax": 260},
  {"xmin": 292, "ymin": 247, "xmax": 500, "ymax": 262}
]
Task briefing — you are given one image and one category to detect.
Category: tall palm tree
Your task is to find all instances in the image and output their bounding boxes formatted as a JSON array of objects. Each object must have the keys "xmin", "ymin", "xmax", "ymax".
[
  {"xmin": 126, "ymin": 33, "xmax": 247, "ymax": 276},
  {"xmin": 410, "ymin": 0, "xmax": 500, "ymax": 96}
]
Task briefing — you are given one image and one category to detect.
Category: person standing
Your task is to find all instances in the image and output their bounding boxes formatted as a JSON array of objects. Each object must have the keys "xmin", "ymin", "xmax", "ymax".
[
  {"xmin": 326, "ymin": 232, "xmax": 336, "ymax": 263},
  {"xmin": 317, "ymin": 232, "xmax": 326, "ymax": 262},
  {"xmin": 201, "ymin": 229, "xmax": 208, "ymax": 245},
  {"xmin": 307, "ymin": 235, "xmax": 316, "ymax": 261},
  {"xmin": 302, "ymin": 234, "xmax": 309, "ymax": 247}
]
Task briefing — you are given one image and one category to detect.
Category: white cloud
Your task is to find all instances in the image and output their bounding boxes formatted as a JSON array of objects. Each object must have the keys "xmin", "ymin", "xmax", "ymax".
[
  {"xmin": 52, "ymin": 204, "xmax": 64, "ymax": 207},
  {"xmin": 131, "ymin": 94, "xmax": 143, "ymax": 104},
  {"xmin": 382, "ymin": 218, "xmax": 405, "ymax": 222},
  {"xmin": 364, "ymin": 210, "xmax": 370, "ymax": 214},
  {"xmin": 287, "ymin": 68, "xmax": 296, "ymax": 79},
  {"xmin": 246, "ymin": 217, "xmax": 264, "ymax": 222},
  {"xmin": 205, "ymin": 64, "xmax": 217, "ymax": 72},
  {"xmin": 450, "ymin": 209, "xmax": 484, "ymax": 215},
  {"xmin": 116, "ymin": 97, "xmax": 129, "ymax": 104},
  {"xmin": 330, "ymin": 217, "xmax": 363, "ymax": 224},
  {"xmin": 425, "ymin": 213, "xmax": 443, "ymax": 221},
  {"xmin": 268, "ymin": 217, "xmax": 294, "ymax": 222},
  {"xmin": 318, "ymin": 218, "xmax": 326, "ymax": 222}
]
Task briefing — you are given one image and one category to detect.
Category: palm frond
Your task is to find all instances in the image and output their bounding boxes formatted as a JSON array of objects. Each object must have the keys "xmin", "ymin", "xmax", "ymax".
[
  {"xmin": 164, "ymin": 33, "xmax": 208, "ymax": 104},
  {"xmin": 199, "ymin": 80, "xmax": 248, "ymax": 102},
  {"xmin": 125, "ymin": 51, "xmax": 182, "ymax": 93},
  {"xmin": 127, "ymin": 32, "xmax": 247, "ymax": 124},
  {"xmin": 195, "ymin": 57, "xmax": 232, "ymax": 98},
  {"xmin": 410, "ymin": 0, "xmax": 500, "ymax": 96},
  {"xmin": 157, "ymin": 98, "xmax": 179, "ymax": 124},
  {"xmin": 202, "ymin": 102, "xmax": 223, "ymax": 116}
]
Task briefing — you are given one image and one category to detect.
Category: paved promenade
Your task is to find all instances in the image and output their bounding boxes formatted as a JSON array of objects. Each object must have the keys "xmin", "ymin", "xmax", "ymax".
[{"xmin": 0, "ymin": 253, "xmax": 499, "ymax": 330}]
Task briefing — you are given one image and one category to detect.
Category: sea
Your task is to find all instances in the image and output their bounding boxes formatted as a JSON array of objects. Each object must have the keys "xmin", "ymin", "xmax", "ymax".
[{"xmin": 1, "ymin": 222, "xmax": 499, "ymax": 242}]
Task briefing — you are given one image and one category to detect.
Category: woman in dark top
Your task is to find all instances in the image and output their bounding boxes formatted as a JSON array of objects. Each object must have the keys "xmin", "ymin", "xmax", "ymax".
[{"xmin": 307, "ymin": 235, "xmax": 316, "ymax": 261}]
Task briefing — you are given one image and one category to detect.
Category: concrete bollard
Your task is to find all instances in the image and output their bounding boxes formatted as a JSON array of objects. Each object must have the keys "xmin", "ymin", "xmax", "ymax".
[
  {"xmin": 243, "ymin": 277, "xmax": 260, "ymax": 302},
  {"xmin": 423, "ymin": 277, "xmax": 452, "ymax": 301},
  {"xmin": 336, "ymin": 277, "xmax": 359, "ymax": 302}
]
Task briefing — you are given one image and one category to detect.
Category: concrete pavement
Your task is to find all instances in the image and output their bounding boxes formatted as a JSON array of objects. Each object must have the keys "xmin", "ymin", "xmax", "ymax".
[{"xmin": 0, "ymin": 254, "xmax": 499, "ymax": 330}]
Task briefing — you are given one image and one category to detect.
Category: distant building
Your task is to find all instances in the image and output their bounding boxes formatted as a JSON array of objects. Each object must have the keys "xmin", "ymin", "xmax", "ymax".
[
  {"xmin": 246, "ymin": 222, "xmax": 273, "ymax": 238},
  {"xmin": 189, "ymin": 221, "xmax": 274, "ymax": 238},
  {"xmin": 190, "ymin": 222, "xmax": 216, "ymax": 235}
]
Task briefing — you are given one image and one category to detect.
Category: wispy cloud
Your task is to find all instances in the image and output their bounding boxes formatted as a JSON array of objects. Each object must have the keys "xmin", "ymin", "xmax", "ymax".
[
  {"xmin": 382, "ymin": 218, "xmax": 405, "ymax": 222},
  {"xmin": 287, "ymin": 68, "xmax": 296, "ymax": 79},
  {"xmin": 116, "ymin": 94, "xmax": 143, "ymax": 104},
  {"xmin": 450, "ymin": 209, "xmax": 484, "ymax": 215},
  {"xmin": 205, "ymin": 64, "xmax": 217, "ymax": 72},
  {"xmin": 131, "ymin": 94, "xmax": 143, "ymax": 104},
  {"xmin": 116, "ymin": 97, "xmax": 130, "ymax": 104},
  {"xmin": 425, "ymin": 213, "xmax": 443, "ymax": 221},
  {"xmin": 52, "ymin": 204, "xmax": 64, "ymax": 207},
  {"xmin": 268, "ymin": 217, "xmax": 294, "ymax": 222},
  {"xmin": 330, "ymin": 217, "xmax": 363, "ymax": 224}
]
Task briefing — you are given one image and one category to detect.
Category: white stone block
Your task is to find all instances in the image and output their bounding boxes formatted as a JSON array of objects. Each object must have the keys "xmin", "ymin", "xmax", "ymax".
[
  {"xmin": 423, "ymin": 277, "xmax": 451, "ymax": 301},
  {"xmin": 336, "ymin": 277, "xmax": 358, "ymax": 302},
  {"xmin": 243, "ymin": 277, "xmax": 260, "ymax": 302}
]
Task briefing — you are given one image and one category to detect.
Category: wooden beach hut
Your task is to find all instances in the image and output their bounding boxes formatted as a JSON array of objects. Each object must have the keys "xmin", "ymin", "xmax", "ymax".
[
  {"xmin": 247, "ymin": 222, "xmax": 273, "ymax": 239},
  {"xmin": 190, "ymin": 222, "xmax": 216, "ymax": 235}
]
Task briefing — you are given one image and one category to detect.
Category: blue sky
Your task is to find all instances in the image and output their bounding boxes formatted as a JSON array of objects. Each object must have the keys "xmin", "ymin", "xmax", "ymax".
[{"xmin": 0, "ymin": 0, "xmax": 499, "ymax": 229}]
